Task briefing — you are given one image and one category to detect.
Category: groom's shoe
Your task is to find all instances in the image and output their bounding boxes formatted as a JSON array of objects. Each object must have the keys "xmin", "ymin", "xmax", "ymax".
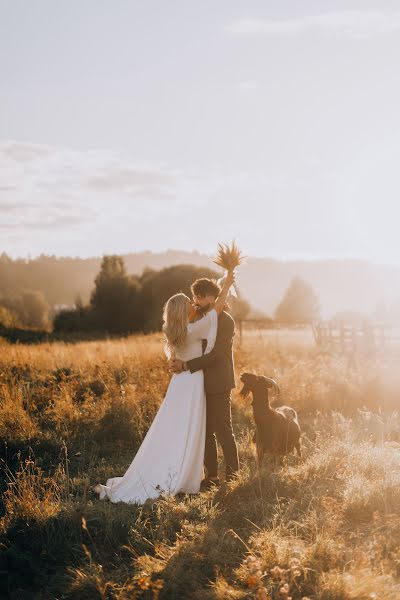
[{"xmin": 200, "ymin": 477, "xmax": 220, "ymax": 491}]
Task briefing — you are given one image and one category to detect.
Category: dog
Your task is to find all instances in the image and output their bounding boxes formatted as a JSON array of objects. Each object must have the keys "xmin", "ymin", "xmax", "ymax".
[{"xmin": 240, "ymin": 372, "xmax": 302, "ymax": 469}]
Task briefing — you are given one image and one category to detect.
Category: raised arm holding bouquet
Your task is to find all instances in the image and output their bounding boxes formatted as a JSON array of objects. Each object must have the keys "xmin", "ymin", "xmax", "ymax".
[{"xmin": 213, "ymin": 241, "xmax": 245, "ymax": 299}]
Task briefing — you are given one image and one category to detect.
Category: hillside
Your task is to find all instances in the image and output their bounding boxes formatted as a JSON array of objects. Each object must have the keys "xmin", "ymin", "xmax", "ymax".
[{"xmin": 1, "ymin": 251, "xmax": 400, "ymax": 318}]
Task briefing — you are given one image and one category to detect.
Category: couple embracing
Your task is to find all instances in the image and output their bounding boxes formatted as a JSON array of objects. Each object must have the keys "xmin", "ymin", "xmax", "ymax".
[{"xmin": 94, "ymin": 270, "xmax": 239, "ymax": 504}]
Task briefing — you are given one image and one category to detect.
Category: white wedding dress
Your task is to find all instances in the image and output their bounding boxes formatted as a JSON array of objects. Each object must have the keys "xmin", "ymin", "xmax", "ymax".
[{"xmin": 97, "ymin": 308, "xmax": 218, "ymax": 504}]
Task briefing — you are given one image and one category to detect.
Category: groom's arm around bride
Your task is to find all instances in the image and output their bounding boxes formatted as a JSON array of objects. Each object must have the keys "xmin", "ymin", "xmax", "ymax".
[{"xmin": 182, "ymin": 310, "xmax": 236, "ymax": 393}]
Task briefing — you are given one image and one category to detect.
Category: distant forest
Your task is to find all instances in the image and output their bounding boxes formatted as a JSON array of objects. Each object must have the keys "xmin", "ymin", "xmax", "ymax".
[
  {"xmin": 0, "ymin": 255, "xmax": 252, "ymax": 336},
  {"xmin": 1, "ymin": 250, "xmax": 400, "ymax": 324},
  {"xmin": 0, "ymin": 250, "xmax": 209, "ymax": 307}
]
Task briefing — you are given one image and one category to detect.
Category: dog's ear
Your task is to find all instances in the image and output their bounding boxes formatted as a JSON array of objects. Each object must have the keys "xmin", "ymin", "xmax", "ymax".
[
  {"xmin": 239, "ymin": 383, "xmax": 251, "ymax": 398},
  {"xmin": 264, "ymin": 377, "xmax": 280, "ymax": 396},
  {"xmin": 240, "ymin": 373, "xmax": 251, "ymax": 386}
]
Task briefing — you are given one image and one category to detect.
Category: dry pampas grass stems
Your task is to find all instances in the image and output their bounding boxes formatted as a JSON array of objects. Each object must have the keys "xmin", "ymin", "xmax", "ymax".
[{"xmin": 213, "ymin": 241, "xmax": 245, "ymax": 271}]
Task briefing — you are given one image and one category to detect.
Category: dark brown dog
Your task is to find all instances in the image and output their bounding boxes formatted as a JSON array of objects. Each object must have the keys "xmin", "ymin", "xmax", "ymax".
[{"xmin": 240, "ymin": 372, "xmax": 301, "ymax": 469}]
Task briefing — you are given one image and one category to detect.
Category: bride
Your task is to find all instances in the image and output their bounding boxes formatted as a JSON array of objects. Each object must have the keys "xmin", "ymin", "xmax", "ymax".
[{"xmin": 93, "ymin": 270, "xmax": 235, "ymax": 504}]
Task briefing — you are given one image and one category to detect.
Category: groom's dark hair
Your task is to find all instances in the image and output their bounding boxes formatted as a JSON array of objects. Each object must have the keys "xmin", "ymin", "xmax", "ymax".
[{"xmin": 191, "ymin": 278, "xmax": 221, "ymax": 299}]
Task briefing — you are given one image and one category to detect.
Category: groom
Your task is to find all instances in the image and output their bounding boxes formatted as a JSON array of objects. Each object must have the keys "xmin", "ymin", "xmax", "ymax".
[{"xmin": 170, "ymin": 278, "xmax": 239, "ymax": 488}]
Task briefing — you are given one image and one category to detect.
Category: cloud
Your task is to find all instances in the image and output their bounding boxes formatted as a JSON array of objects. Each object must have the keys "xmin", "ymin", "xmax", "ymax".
[
  {"xmin": 0, "ymin": 185, "xmax": 17, "ymax": 192},
  {"xmin": 0, "ymin": 201, "xmax": 34, "ymax": 213},
  {"xmin": 0, "ymin": 214, "xmax": 92, "ymax": 231},
  {"xmin": 238, "ymin": 80, "xmax": 260, "ymax": 90},
  {"xmin": 86, "ymin": 167, "xmax": 175, "ymax": 198},
  {"xmin": 0, "ymin": 202, "xmax": 96, "ymax": 232},
  {"xmin": 225, "ymin": 10, "xmax": 400, "ymax": 38},
  {"xmin": 0, "ymin": 140, "xmax": 179, "ymax": 236},
  {"xmin": 0, "ymin": 141, "xmax": 52, "ymax": 162},
  {"xmin": 27, "ymin": 214, "xmax": 94, "ymax": 230}
]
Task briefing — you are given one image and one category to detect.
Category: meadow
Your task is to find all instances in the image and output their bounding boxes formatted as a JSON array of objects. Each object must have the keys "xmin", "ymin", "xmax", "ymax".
[{"xmin": 1, "ymin": 331, "xmax": 400, "ymax": 599}]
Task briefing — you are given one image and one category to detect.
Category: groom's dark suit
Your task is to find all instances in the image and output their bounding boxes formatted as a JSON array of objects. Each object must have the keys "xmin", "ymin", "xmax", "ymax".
[{"xmin": 186, "ymin": 310, "xmax": 239, "ymax": 480}]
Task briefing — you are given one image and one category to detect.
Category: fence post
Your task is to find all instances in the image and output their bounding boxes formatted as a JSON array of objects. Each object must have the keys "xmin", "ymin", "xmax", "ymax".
[
  {"xmin": 351, "ymin": 325, "xmax": 357, "ymax": 355},
  {"xmin": 340, "ymin": 321, "xmax": 345, "ymax": 353},
  {"xmin": 380, "ymin": 323, "xmax": 385, "ymax": 352}
]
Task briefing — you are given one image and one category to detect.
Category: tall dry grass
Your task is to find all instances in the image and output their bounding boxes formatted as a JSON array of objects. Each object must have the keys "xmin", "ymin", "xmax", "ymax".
[{"xmin": 0, "ymin": 332, "xmax": 399, "ymax": 599}]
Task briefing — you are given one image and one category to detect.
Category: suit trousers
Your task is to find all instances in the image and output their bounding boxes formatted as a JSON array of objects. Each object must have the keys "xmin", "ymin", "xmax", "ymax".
[{"xmin": 204, "ymin": 390, "xmax": 239, "ymax": 480}]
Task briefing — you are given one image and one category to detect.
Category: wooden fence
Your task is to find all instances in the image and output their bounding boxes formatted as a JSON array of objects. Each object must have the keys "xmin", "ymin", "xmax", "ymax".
[
  {"xmin": 237, "ymin": 318, "xmax": 400, "ymax": 356},
  {"xmin": 311, "ymin": 321, "xmax": 389, "ymax": 355}
]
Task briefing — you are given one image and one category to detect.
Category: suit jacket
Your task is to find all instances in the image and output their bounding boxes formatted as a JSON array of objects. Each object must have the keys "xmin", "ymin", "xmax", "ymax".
[{"xmin": 186, "ymin": 310, "xmax": 236, "ymax": 395}]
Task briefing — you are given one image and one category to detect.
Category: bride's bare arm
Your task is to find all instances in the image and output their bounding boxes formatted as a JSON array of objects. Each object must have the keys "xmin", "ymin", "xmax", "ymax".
[{"xmin": 214, "ymin": 270, "xmax": 235, "ymax": 314}]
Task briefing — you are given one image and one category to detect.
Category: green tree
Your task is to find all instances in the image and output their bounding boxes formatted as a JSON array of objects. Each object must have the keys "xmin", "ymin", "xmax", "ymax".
[
  {"xmin": 90, "ymin": 256, "xmax": 142, "ymax": 333},
  {"xmin": 275, "ymin": 277, "xmax": 320, "ymax": 324}
]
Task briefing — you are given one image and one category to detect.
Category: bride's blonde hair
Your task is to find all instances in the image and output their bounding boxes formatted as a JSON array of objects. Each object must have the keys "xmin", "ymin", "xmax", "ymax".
[{"xmin": 162, "ymin": 293, "xmax": 189, "ymax": 358}]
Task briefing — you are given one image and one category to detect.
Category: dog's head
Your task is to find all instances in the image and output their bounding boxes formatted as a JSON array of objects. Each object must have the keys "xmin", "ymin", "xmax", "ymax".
[{"xmin": 239, "ymin": 372, "xmax": 280, "ymax": 399}]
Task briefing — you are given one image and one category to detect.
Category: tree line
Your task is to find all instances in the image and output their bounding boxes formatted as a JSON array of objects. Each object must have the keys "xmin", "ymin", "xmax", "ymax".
[
  {"xmin": 0, "ymin": 254, "xmax": 320, "ymax": 335},
  {"xmin": 53, "ymin": 256, "xmax": 320, "ymax": 335},
  {"xmin": 53, "ymin": 256, "xmax": 248, "ymax": 335},
  {"xmin": 2, "ymin": 251, "xmax": 399, "ymax": 328}
]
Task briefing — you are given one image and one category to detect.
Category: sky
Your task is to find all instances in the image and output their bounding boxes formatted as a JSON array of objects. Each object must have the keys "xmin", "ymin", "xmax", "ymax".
[{"xmin": 1, "ymin": 0, "xmax": 400, "ymax": 263}]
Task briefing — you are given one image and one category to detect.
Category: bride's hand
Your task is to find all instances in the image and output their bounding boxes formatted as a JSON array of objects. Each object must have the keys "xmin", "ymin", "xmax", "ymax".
[{"xmin": 169, "ymin": 358, "xmax": 185, "ymax": 373}]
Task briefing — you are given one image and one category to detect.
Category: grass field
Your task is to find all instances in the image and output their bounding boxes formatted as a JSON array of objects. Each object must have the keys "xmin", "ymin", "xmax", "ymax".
[{"xmin": 1, "ymin": 332, "xmax": 400, "ymax": 599}]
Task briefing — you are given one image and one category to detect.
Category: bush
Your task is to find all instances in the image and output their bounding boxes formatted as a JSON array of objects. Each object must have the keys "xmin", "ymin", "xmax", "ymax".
[
  {"xmin": 0, "ymin": 306, "xmax": 20, "ymax": 328},
  {"xmin": 0, "ymin": 290, "xmax": 50, "ymax": 330},
  {"xmin": 53, "ymin": 306, "xmax": 93, "ymax": 333}
]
